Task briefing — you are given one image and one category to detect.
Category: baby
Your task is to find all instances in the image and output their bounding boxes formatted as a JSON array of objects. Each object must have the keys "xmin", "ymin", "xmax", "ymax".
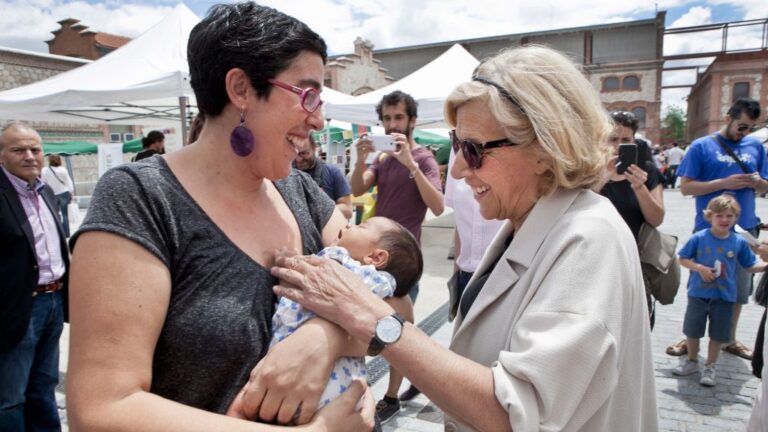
[{"xmin": 270, "ymin": 216, "xmax": 423, "ymax": 409}]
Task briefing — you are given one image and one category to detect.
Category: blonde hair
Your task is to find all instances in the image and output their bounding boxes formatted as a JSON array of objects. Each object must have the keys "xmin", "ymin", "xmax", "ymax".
[
  {"xmin": 444, "ymin": 45, "xmax": 613, "ymax": 193},
  {"xmin": 704, "ymin": 194, "xmax": 741, "ymax": 221}
]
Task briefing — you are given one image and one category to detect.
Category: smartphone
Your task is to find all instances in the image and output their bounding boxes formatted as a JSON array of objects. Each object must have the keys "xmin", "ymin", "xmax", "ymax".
[
  {"xmin": 617, "ymin": 144, "xmax": 637, "ymax": 175},
  {"xmin": 369, "ymin": 135, "xmax": 396, "ymax": 152}
]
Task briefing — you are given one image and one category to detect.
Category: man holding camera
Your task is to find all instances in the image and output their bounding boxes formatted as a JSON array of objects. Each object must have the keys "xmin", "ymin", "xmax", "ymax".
[
  {"xmin": 349, "ymin": 90, "xmax": 444, "ymax": 423},
  {"xmin": 668, "ymin": 98, "xmax": 768, "ymax": 361}
]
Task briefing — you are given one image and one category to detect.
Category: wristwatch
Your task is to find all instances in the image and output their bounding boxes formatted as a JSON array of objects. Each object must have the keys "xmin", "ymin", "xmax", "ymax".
[{"xmin": 366, "ymin": 313, "xmax": 404, "ymax": 356}]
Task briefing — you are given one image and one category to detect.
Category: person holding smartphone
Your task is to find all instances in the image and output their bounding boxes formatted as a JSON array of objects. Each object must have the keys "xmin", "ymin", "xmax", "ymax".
[{"xmin": 598, "ymin": 110, "xmax": 665, "ymax": 327}]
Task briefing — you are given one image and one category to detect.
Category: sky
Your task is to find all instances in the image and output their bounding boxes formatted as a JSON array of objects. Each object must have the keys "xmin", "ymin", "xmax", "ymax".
[{"xmin": 0, "ymin": 0, "xmax": 766, "ymax": 113}]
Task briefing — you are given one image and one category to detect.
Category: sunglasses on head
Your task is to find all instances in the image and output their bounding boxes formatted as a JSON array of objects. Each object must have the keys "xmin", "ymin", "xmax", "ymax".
[
  {"xmin": 450, "ymin": 130, "xmax": 519, "ymax": 169},
  {"xmin": 268, "ymin": 79, "xmax": 323, "ymax": 114}
]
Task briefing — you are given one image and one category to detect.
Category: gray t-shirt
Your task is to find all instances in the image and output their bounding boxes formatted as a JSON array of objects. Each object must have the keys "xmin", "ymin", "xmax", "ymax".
[{"xmin": 71, "ymin": 156, "xmax": 335, "ymax": 413}]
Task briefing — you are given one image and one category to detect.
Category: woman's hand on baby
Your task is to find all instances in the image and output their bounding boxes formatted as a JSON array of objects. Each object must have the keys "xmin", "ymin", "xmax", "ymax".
[
  {"xmin": 236, "ymin": 322, "xmax": 337, "ymax": 425},
  {"xmin": 225, "ymin": 379, "xmax": 375, "ymax": 431},
  {"xmin": 271, "ymin": 254, "xmax": 393, "ymax": 342}
]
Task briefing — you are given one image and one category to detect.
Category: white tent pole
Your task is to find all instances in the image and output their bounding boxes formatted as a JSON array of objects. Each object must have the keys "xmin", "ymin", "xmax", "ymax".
[{"xmin": 179, "ymin": 96, "xmax": 189, "ymax": 146}]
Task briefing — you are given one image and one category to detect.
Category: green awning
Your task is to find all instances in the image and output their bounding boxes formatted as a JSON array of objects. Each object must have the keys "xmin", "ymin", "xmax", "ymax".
[{"xmin": 43, "ymin": 137, "xmax": 144, "ymax": 155}]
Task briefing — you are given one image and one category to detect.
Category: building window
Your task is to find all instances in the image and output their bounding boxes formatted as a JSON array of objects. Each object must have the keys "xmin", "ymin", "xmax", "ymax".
[
  {"xmin": 631, "ymin": 107, "xmax": 647, "ymax": 129},
  {"xmin": 733, "ymin": 82, "xmax": 750, "ymax": 102},
  {"xmin": 602, "ymin": 77, "xmax": 620, "ymax": 92},
  {"xmin": 623, "ymin": 75, "xmax": 640, "ymax": 90}
]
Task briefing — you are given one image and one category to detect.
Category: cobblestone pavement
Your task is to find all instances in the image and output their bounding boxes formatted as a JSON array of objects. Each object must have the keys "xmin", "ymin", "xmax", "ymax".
[{"xmin": 55, "ymin": 189, "xmax": 767, "ymax": 431}]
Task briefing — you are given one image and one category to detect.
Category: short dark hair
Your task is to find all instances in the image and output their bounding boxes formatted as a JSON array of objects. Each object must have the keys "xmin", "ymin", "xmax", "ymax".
[
  {"xmin": 610, "ymin": 111, "xmax": 639, "ymax": 134},
  {"xmin": 188, "ymin": 2, "xmax": 328, "ymax": 117},
  {"xmin": 142, "ymin": 130, "xmax": 165, "ymax": 148},
  {"xmin": 378, "ymin": 221, "xmax": 423, "ymax": 298},
  {"xmin": 728, "ymin": 98, "xmax": 761, "ymax": 120},
  {"xmin": 375, "ymin": 90, "xmax": 418, "ymax": 122}
]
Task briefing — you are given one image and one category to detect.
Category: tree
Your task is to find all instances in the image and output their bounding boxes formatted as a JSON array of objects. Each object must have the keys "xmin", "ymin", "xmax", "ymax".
[{"xmin": 661, "ymin": 106, "xmax": 686, "ymax": 144}]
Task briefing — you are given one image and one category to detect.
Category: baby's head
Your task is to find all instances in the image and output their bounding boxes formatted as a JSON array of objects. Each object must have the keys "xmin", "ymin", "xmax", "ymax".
[
  {"xmin": 336, "ymin": 217, "xmax": 423, "ymax": 297},
  {"xmin": 704, "ymin": 194, "xmax": 741, "ymax": 229}
]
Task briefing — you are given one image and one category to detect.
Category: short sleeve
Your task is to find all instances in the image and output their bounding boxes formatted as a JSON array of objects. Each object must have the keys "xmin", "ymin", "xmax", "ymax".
[
  {"xmin": 643, "ymin": 160, "xmax": 662, "ymax": 191},
  {"xmin": 70, "ymin": 165, "xmax": 172, "ymax": 267},
  {"xmin": 737, "ymin": 237, "xmax": 758, "ymax": 268},
  {"xmin": 677, "ymin": 141, "xmax": 702, "ymax": 180},
  {"xmin": 418, "ymin": 151, "xmax": 442, "ymax": 192},
  {"xmin": 755, "ymin": 140, "xmax": 768, "ymax": 180},
  {"xmin": 331, "ymin": 166, "xmax": 351, "ymax": 199},
  {"xmin": 678, "ymin": 234, "xmax": 698, "ymax": 260},
  {"xmin": 277, "ymin": 171, "xmax": 335, "ymax": 254}
]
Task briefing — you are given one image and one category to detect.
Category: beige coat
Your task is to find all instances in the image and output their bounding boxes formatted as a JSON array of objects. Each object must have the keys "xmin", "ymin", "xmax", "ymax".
[{"xmin": 446, "ymin": 188, "xmax": 658, "ymax": 432}]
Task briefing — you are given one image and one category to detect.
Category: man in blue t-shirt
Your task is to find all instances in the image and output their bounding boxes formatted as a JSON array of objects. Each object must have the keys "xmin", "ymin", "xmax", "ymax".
[
  {"xmin": 294, "ymin": 135, "xmax": 353, "ymax": 219},
  {"xmin": 669, "ymin": 98, "xmax": 768, "ymax": 361}
]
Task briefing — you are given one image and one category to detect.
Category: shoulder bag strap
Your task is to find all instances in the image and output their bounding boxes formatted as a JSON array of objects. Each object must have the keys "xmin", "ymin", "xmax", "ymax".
[
  {"xmin": 714, "ymin": 134, "xmax": 751, "ymax": 174},
  {"xmin": 48, "ymin": 166, "xmax": 66, "ymax": 185}
]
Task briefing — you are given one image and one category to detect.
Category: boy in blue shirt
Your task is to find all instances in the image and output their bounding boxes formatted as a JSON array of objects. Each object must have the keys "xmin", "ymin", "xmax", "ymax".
[{"xmin": 673, "ymin": 194, "xmax": 766, "ymax": 386}]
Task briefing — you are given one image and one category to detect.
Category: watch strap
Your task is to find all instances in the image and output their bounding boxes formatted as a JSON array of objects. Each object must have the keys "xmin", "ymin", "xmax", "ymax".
[{"xmin": 366, "ymin": 313, "xmax": 404, "ymax": 357}]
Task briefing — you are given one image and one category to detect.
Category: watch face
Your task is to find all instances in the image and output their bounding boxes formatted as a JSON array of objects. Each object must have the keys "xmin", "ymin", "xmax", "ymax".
[{"xmin": 377, "ymin": 316, "xmax": 402, "ymax": 344}]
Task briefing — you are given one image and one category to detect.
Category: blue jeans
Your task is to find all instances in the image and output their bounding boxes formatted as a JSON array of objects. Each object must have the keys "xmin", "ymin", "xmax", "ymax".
[
  {"xmin": 0, "ymin": 291, "xmax": 64, "ymax": 432},
  {"xmin": 54, "ymin": 193, "xmax": 70, "ymax": 238}
]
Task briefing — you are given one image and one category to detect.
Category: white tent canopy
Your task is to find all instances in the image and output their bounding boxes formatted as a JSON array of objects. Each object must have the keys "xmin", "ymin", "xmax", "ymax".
[
  {"xmin": 0, "ymin": 4, "xmax": 199, "ymax": 126},
  {"xmin": 0, "ymin": 4, "xmax": 354, "ymax": 128},
  {"xmin": 323, "ymin": 44, "xmax": 479, "ymax": 128}
]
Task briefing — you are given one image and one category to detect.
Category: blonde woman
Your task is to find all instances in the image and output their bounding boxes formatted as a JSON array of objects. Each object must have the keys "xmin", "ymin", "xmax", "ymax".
[{"xmin": 271, "ymin": 46, "xmax": 659, "ymax": 431}]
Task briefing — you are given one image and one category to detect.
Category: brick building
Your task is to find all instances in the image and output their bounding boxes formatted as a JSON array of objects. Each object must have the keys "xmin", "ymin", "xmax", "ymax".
[
  {"xmin": 46, "ymin": 18, "xmax": 131, "ymax": 60},
  {"xmin": 0, "ymin": 46, "xmax": 140, "ymax": 195},
  {"xmin": 330, "ymin": 13, "xmax": 667, "ymax": 144},
  {"xmin": 686, "ymin": 50, "xmax": 768, "ymax": 140},
  {"xmin": 325, "ymin": 37, "xmax": 394, "ymax": 95}
]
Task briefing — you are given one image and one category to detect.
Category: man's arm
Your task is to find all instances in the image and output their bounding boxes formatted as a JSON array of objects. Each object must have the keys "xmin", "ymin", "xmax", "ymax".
[
  {"xmin": 410, "ymin": 167, "xmax": 445, "ymax": 216},
  {"xmin": 350, "ymin": 138, "xmax": 377, "ymax": 196},
  {"xmin": 680, "ymin": 175, "xmax": 758, "ymax": 197}
]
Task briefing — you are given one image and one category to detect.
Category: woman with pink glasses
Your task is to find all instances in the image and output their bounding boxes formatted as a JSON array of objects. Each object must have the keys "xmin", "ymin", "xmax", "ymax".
[
  {"xmin": 272, "ymin": 45, "xmax": 659, "ymax": 431},
  {"xmin": 66, "ymin": 3, "xmax": 374, "ymax": 431}
]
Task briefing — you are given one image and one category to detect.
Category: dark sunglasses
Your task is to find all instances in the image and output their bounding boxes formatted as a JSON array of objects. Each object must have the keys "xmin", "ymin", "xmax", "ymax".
[
  {"xmin": 737, "ymin": 124, "xmax": 759, "ymax": 133},
  {"xmin": 268, "ymin": 79, "xmax": 323, "ymax": 114},
  {"xmin": 450, "ymin": 130, "xmax": 519, "ymax": 169}
]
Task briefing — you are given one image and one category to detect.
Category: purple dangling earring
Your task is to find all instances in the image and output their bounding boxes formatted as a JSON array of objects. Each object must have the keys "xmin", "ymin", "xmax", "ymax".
[{"xmin": 230, "ymin": 109, "xmax": 255, "ymax": 157}]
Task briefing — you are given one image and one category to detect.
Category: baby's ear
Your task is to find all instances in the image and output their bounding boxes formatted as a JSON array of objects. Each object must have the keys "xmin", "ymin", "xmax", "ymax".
[{"xmin": 364, "ymin": 248, "xmax": 390, "ymax": 269}]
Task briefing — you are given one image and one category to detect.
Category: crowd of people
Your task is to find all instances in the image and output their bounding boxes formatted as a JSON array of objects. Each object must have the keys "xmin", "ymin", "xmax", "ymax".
[{"xmin": 1, "ymin": 2, "xmax": 768, "ymax": 432}]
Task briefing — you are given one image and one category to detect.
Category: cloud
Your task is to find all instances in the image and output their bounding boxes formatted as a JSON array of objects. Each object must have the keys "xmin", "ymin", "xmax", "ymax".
[
  {"xmin": 0, "ymin": 0, "xmax": 172, "ymax": 53},
  {"xmin": 258, "ymin": 0, "xmax": 703, "ymax": 54}
]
